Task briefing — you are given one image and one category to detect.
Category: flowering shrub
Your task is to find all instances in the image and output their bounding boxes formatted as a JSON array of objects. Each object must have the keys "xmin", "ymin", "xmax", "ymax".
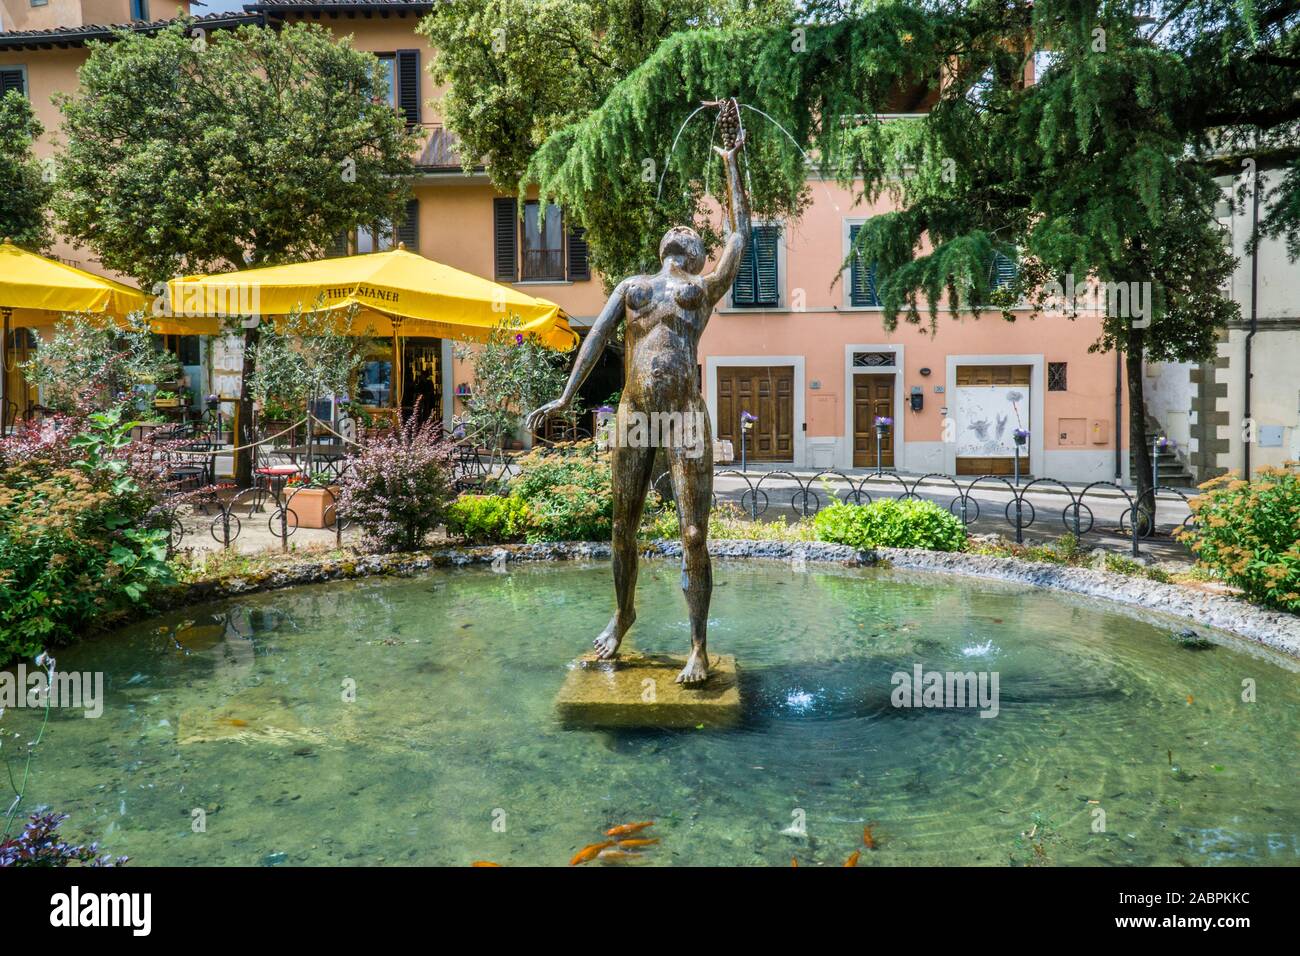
[
  {"xmin": 337, "ymin": 409, "xmax": 454, "ymax": 552},
  {"xmin": 0, "ymin": 812, "xmax": 128, "ymax": 867},
  {"xmin": 813, "ymin": 498, "xmax": 967, "ymax": 551},
  {"xmin": 0, "ymin": 410, "xmax": 174, "ymax": 664},
  {"xmin": 1178, "ymin": 466, "xmax": 1300, "ymax": 613},
  {"xmin": 510, "ymin": 441, "xmax": 613, "ymax": 541},
  {"xmin": 446, "ymin": 494, "xmax": 531, "ymax": 544}
]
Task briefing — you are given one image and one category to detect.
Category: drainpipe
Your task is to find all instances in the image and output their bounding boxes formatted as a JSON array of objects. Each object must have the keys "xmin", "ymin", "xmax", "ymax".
[
  {"xmin": 1114, "ymin": 350, "xmax": 1123, "ymax": 481},
  {"xmin": 1244, "ymin": 166, "xmax": 1260, "ymax": 480}
]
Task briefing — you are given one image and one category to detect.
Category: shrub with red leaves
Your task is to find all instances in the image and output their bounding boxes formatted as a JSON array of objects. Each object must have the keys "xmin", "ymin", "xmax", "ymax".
[{"xmin": 337, "ymin": 406, "xmax": 454, "ymax": 552}]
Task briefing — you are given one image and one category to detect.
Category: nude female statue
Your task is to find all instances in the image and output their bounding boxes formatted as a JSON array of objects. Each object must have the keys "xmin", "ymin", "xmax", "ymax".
[{"xmin": 526, "ymin": 101, "xmax": 749, "ymax": 685}]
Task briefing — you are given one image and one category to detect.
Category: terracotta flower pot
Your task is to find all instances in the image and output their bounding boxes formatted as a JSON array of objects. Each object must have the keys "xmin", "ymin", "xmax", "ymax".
[{"xmin": 286, "ymin": 486, "xmax": 340, "ymax": 529}]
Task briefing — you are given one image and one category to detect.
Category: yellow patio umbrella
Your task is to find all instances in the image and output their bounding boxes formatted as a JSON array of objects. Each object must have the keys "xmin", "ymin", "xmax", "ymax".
[
  {"xmin": 166, "ymin": 245, "xmax": 578, "ymax": 347},
  {"xmin": 167, "ymin": 244, "xmax": 578, "ymax": 409},
  {"xmin": 0, "ymin": 238, "xmax": 154, "ymax": 425}
]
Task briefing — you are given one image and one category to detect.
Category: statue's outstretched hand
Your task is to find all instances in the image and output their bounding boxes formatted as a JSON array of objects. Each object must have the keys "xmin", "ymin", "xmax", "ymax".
[{"xmin": 525, "ymin": 399, "xmax": 567, "ymax": 434}]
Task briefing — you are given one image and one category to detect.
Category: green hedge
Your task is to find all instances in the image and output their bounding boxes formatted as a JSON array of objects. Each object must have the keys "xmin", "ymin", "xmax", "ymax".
[
  {"xmin": 445, "ymin": 494, "xmax": 531, "ymax": 544},
  {"xmin": 813, "ymin": 498, "xmax": 967, "ymax": 552}
]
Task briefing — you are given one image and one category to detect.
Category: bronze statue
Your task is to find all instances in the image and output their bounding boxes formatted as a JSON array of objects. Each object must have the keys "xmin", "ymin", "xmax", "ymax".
[{"xmin": 526, "ymin": 99, "xmax": 750, "ymax": 685}]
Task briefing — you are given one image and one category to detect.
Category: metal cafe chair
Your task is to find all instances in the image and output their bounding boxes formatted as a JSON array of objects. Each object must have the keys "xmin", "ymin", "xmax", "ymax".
[{"xmin": 252, "ymin": 418, "xmax": 303, "ymax": 510}]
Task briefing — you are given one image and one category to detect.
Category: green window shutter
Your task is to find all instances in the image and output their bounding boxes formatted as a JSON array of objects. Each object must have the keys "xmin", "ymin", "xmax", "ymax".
[
  {"xmin": 990, "ymin": 250, "xmax": 1018, "ymax": 290},
  {"xmin": 395, "ymin": 49, "xmax": 421, "ymax": 126},
  {"xmin": 849, "ymin": 224, "xmax": 880, "ymax": 307},
  {"xmin": 755, "ymin": 226, "xmax": 779, "ymax": 306},
  {"xmin": 732, "ymin": 242, "xmax": 757, "ymax": 305},
  {"xmin": 732, "ymin": 224, "xmax": 779, "ymax": 307},
  {"xmin": 396, "ymin": 198, "xmax": 419, "ymax": 251},
  {"xmin": 0, "ymin": 69, "xmax": 25, "ymax": 98},
  {"xmin": 566, "ymin": 224, "xmax": 590, "ymax": 281},
  {"xmin": 493, "ymin": 197, "xmax": 518, "ymax": 281}
]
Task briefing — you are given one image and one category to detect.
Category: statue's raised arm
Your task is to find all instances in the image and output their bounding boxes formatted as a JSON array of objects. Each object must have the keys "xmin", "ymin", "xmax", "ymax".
[{"xmin": 702, "ymin": 99, "xmax": 751, "ymax": 305}]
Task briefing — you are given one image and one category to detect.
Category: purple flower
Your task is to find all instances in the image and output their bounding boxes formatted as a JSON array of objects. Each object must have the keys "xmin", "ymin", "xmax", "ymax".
[
  {"xmin": 874, "ymin": 416, "xmax": 892, "ymax": 427},
  {"xmin": 514, "ymin": 333, "xmax": 524, "ymax": 344},
  {"xmin": 1155, "ymin": 436, "xmax": 1173, "ymax": 451},
  {"xmin": 596, "ymin": 405, "xmax": 614, "ymax": 414},
  {"xmin": 741, "ymin": 410, "xmax": 757, "ymax": 422},
  {"xmin": 1013, "ymin": 428, "xmax": 1030, "ymax": 442},
  {"xmin": 0, "ymin": 812, "xmax": 128, "ymax": 867}
]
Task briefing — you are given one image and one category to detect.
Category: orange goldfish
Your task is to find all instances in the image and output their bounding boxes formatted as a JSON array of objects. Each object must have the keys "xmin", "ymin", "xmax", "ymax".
[
  {"xmin": 791, "ymin": 857, "xmax": 798, "ymax": 867},
  {"xmin": 863, "ymin": 825, "xmax": 878, "ymax": 850},
  {"xmin": 1186, "ymin": 694, "xmax": 1194, "ymax": 705},
  {"xmin": 470, "ymin": 861, "xmax": 501, "ymax": 867},
  {"xmin": 606, "ymin": 821, "xmax": 655, "ymax": 837},
  {"xmin": 616, "ymin": 838, "xmax": 659, "ymax": 848},
  {"xmin": 844, "ymin": 850, "xmax": 860, "ymax": 867},
  {"xmin": 569, "ymin": 841, "xmax": 615, "ymax": 866},
  {"xmin": 224, "ymin": 718, "xmax": 250, "ymax": 727}
]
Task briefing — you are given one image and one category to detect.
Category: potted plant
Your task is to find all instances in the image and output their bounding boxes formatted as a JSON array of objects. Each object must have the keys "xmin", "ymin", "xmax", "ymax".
[
  {"xmin": 284, "ymin": 471, "xmax": 341, "ymax": 529},
  {"xmin": 259, "ymin": 396, "xmax": 299, "ymax": 443},
  {"xmin": 1013, "ymin": 427, "xmax": 1029, "ymax": 447},
  {"xmin": 153, "ymin": 389, "xmax": 182, "ymax": 409}
]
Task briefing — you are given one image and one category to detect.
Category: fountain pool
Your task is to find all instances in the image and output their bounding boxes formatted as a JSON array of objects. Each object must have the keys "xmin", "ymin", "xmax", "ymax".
[{"xmin": 4, "ymin": 559, "xmax": 1297, "ymax": 866}]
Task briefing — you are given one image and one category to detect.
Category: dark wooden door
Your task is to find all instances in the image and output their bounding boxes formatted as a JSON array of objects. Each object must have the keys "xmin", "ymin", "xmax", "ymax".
[
  {"xmin": 716, "ymin": 366, "xmax": 794, "ymax": 461},
  {"xmin": 853, "ymin": 374, "xmax": 895, "ymax": 468}
]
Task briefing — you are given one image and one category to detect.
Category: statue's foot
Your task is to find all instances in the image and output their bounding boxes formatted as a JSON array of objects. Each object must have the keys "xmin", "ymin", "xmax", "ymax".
[
  {"xmin": 592, "ymin": 612, "xmax": 632, "ymax": 660},
  {"xmin": 675, "ymin": 649, "xmax": 709, "ymax": 685}
]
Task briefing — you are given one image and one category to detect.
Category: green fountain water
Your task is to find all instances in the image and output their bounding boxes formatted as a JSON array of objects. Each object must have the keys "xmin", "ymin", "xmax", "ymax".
[{"xmin": 4, "ymin": 560, "xmax": 1297, "ymax": 866}]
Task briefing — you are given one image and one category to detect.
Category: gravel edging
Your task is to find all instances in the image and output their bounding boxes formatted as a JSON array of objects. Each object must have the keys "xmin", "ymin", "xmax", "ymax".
[{"xmin": 154, "ymin": 539, "xmax": 1298, "ymax": 659}]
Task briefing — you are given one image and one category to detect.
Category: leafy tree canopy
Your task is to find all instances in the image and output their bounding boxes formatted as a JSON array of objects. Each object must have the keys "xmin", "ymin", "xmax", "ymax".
[
  {"xmin": 0, "ymin": 91, "xmax": 53, "ymax": 251},
  {"xmin": 421, "ymin": 0, "xmax": 803, "ymax": 282},
  {"xmin": 54, "ymin": 19, "xmax": 421, "ymax": 290}
]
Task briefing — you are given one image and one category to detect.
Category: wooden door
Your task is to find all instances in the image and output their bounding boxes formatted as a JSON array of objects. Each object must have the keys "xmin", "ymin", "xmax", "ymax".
[
  {"xmin": 853, "ymin": 374, "xmax": 895, "ymax": 468},
  {"xmin": 716, "ymin": 366, "xmax": 794, "ymax": 462}
]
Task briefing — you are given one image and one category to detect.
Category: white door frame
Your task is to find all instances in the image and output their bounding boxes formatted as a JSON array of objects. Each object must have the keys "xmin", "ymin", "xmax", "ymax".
[
  {"xmin": 943, "ymin": 353, "xmax": 1044, "ymax": 476},
  {"xmin": 843, "ymin": 343, "xmax": 905, "ymax": 471},
  {"xmin": 705, "ymin": 355, "xmax": 805, "ymax": 466}
]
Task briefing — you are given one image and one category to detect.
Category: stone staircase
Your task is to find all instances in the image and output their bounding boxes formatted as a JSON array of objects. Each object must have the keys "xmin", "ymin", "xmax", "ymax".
[{"xmin": 1131, "ymin": 414, "xmax": 1196, "ymax": 488}]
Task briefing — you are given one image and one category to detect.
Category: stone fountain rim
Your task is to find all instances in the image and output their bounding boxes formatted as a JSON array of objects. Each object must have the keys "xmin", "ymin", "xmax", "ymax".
[{"xmin": 160, "ymin": 539, "xmax": 1299, "ymax": 659}]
